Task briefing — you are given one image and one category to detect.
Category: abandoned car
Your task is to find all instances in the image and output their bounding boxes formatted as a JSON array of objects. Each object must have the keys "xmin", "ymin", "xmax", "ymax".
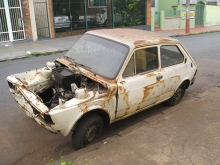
[{"xmin": 7, "ymin": 29, "xmax": 197, "ymax": 150}]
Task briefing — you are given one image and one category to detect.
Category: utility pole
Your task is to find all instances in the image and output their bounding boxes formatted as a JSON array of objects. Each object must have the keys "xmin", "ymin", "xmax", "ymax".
[{"xmin": 185, "ymin": 0, "xmax": 190, "ymax": 33}]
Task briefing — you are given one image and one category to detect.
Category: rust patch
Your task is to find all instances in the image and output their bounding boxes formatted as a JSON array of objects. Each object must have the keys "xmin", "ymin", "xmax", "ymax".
[
  {"xmin": 106, "ymin": 86, "xmax": 117, "ymax": 101},
  {"xmin": 22, "ymin": 80, "xmax": 28, "ymax": 86},
  {"xmin": 146, "ymin": 73, "xmax": 156, "ymax": 77},
  {"xmin": 142, "ymin": 86, "xmax": 154, "ymax": 101},
  {"xmin": 120, "ymin": 81, "xmax": 126, "ymax": 85},
  {"xmin": 79, "ymin": 104, "xmax": 88, "ymax": 114},
  {"xmin": 134, "ymin": 40, "xmax": 147, "ymax": 46},
  {"xmin": 118, "ymin": 86, "xmax": 123, "ymax": 92},
  {"xmin": 160, "ymin": 38, "xmax": 173, "ymax": 42}
]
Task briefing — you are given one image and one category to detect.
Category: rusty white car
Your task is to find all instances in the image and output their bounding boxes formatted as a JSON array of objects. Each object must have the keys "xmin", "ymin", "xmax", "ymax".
[{"xmin": 7, "ymin": 29, "xmax": 197, "ymax": 150}]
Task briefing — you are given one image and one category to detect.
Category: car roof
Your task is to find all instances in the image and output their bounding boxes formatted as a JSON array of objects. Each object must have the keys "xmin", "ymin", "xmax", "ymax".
[{"xmin": 86, "ymin": 29, "xmax": 180, "ymax": 48}]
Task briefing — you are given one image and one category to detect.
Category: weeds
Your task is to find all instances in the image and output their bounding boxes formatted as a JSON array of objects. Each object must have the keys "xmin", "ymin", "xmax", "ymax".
[
  {"xmin": 49, "ymin": 156, "xmax": 95, "ymax": 165},
  {"xmin": 25, "ymin": 51, "xmax": 67, "ymax": 58},
  {"xmin": 4, "ymin": 58, "xmax": 10, "ymax": 62},
  {"xmin": 186, "ymin": 30, "xmax": 220, "ymax": 36}
]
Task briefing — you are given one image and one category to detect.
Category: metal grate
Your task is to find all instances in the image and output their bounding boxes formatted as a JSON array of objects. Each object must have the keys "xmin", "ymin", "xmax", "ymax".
[
  {"xmin": 0, "ymin": 0, "xmax": 25, "ymax": 42},
  {"xmin": 34, "ymin": 0, "xmax": 50, "ymax": 38},
  {"xmin": 0, "ymin": 1, "xmax": 10, "ymax": 42}
]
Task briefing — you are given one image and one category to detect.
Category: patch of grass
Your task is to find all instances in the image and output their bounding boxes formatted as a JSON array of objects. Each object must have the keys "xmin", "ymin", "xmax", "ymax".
[
  {"xmin": 4, "ymin": 58, "xmax": 11, "ymax": 62},
  {"xmin": 49, "ymin": 156, "xmax": 95, "ymax": 165},
  {"xmin": 25, "ymin": 50, "xmax": 68, "ymax": 58},
  {"xmin": 25, "ymin": 54, "xmax": 34, "ymax": 58},
  {"xmin": 186, "ymin": 30, "xmax": 220, "ymax": 36},
  {"xmin": 31, "ymin": 52, "xmax": 41, "ymax": 56}
]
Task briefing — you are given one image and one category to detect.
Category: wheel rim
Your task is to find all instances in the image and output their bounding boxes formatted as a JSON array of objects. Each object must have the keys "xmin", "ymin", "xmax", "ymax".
[
  {"xmin": 73, "ymin": 23, "xmax": 77, "ymax": 29},
  {"xmin": 173, "ymin": 87, "xmax": 182, "ymax": 102},
  {"xmin": 83, "ymin": 124, "xmax": 98, "ymax": 146}
]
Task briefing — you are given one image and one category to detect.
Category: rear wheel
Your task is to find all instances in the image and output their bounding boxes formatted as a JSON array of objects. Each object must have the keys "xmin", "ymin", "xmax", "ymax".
[
  {"xmin": 165, "ymin": 83, "xmax": 186, "ymax": 106},
  {"xmin": 72, "ymin": 114, "xmax": 103, "ymax": 150}
]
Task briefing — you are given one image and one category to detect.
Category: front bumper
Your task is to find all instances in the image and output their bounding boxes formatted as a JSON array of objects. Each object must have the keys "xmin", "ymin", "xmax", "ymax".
[{"xmin": 8, "ymin": 80, "xmax": 57, "ymax": 133}]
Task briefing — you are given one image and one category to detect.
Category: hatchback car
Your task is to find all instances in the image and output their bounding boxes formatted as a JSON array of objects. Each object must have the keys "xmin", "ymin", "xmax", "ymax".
[
  {"xmin": 7, "ymin": 29, "xmax": 197, "ymax": 150},
  {"xmin": 72, "ymin": 11, "xmax": 96, "ymax": 29},
  {"xmin": 54, "ymin": 15, "xmax": 71, "ymax": 30}
]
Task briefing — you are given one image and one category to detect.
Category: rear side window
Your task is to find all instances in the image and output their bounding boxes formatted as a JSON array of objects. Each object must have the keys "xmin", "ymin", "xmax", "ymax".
[{"xmin": 160, "ymin": 45, "xmax": 184, "ymax": 68}]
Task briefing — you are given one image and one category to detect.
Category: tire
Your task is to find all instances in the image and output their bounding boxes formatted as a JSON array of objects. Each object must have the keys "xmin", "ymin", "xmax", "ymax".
[
  {"xmin": 73, "ymin": 23, "xmax": 78, "ymax": 29},
  {"xmin": 165, "ymin": 83, "xmax": 186, "ymax": 106},
  {"xmin": 104, "ymin": 20, "xmax": 108, "ymax": 26},
  {"xmin": 71, "ymin": 114, "xmax": 103, "ymax": 150}
]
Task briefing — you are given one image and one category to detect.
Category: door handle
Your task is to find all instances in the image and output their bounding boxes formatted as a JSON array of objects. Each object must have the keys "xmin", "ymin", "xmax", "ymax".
[{"xmin": 156, "ymin": 75, "xmax": 163, "ymax": 81}]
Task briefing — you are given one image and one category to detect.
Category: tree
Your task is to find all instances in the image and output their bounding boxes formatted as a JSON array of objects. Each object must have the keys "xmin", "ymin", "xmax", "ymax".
[{"xmin": 114, "ymin": 0, "xmax": 142, "ymax": 26}]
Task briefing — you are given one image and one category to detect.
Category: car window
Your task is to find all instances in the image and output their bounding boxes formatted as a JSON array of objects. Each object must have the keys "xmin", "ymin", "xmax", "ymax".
[
  {"xmin": 123, "ymin": 55, "xmax": 135, "ymax": 77},
  {"xmin": 160, "ymin": 45, "xmax": 184, "ymax": 68},
  {"xmin": 65, "ymin": 34, "xmax": 129, "ymax": 79},
  {"xmin": 123, "ymin": 47, "xmax": 158, "ymax": 78}
]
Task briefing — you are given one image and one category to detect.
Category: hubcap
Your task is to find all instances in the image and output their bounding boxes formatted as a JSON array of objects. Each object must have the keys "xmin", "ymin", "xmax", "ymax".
[
  {"xmin": 173, "ymin": 88, "xmax": 182, "ymax": 102},
  {"xmin": 84, "ymin": 124, "xmax": 97, "ymax": 146}
]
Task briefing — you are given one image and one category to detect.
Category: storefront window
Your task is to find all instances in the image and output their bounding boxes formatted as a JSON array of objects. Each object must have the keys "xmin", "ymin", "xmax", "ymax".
[{"xmin": 52, "ymin": 0, "xmax": 146, "ymax": 38}]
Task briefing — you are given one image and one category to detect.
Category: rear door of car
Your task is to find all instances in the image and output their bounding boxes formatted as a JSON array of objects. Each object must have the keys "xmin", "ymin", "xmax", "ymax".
[{"xmin": 116, "ymin": 46, "xmax": 164, "ymax": 119}]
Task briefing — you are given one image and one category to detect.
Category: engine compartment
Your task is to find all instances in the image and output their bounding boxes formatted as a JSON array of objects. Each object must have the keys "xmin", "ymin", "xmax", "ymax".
[{"xmin": 39, "ymin": 62, "xmax": 108, "ymax": 109}]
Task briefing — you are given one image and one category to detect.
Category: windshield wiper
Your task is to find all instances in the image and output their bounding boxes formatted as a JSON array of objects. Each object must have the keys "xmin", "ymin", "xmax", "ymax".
[
  {"xmin": 63, "ymin": 56, "xmax": 96, "ymax": 76},
  {"xmin": 64, "ymin": 56, "xmax": 76, "ymax": 66},
  {"xmin": 77, "ymin": 63, "xmax": 97, "ymax": 76},
  {"xmin": 77, "ymin": 63, "xmax": 91, "ymax": 70}
]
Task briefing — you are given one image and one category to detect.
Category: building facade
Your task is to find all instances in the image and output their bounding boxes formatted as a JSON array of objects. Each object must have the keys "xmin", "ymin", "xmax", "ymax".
[
  {"xmin": 0, "ymin": 0, "xmax": 152, "ymax": 43},
  {"xmin": 155, "ymin": 0, "xmax": 206, "ymax": 30}
]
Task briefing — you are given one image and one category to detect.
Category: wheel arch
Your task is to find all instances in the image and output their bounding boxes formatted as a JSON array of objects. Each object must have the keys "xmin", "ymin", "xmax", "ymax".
[
  {"xmin": 73, "ymin": 109, "xmax": 110, "ymax": 131},
  {"xmin": 182, "ymin": 79, "xmax": 190, "ymax": 89}
]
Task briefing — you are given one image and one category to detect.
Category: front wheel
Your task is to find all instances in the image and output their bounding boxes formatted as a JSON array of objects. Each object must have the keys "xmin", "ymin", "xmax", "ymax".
[
  {"xmin": 71, "ymin": 114, "xmax": 103, "ymax": 150},
  {"xmin": 73, "ymin": 23, "xmax": 78, "ymax": 29},
  {"xmin": 165, "ymin": 83, "xmax": 186, "ymax": 106}
]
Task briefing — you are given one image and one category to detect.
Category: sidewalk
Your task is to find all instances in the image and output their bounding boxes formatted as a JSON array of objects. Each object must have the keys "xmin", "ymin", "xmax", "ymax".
[
  {"xmin": 156, "ymin": 25, "xmax": 220, "ymax": 36},
  {"xmin": 0, "ymin": 35, "xmax": 82, "ymax": 62},
  {"xmin": 50, "ymin": 84, "xmax": 220, "ymax": 165},
  {"xmin": 0, "ymin": 26, "xmax": 220, "ymax": 62}
]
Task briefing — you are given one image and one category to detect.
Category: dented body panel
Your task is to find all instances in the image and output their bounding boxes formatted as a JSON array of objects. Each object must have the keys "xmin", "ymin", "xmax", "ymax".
[{"xmin": 7, "ymin": 29, "xmax": 197, "ymax": 137}]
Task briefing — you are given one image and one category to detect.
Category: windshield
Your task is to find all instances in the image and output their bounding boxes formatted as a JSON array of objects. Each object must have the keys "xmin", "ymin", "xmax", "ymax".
[{"xmin": 65, "ymin": 34, "xmax": 129, "ymax": 79}]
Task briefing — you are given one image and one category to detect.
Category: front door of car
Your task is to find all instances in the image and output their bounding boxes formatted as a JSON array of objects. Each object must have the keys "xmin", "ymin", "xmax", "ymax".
[{"xmin": 116, "ymin": 47, "xmax": 163, "ymax": 119}]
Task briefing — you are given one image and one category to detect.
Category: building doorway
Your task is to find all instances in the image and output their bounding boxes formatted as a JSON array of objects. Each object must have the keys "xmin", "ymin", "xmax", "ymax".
[
  {"xmin": 33, "ymin": 0, "xmax": 50, "ymax": 39},
  {"xmin": 195, "ymin": 1, "xmax": 205, "ymax": 26}
]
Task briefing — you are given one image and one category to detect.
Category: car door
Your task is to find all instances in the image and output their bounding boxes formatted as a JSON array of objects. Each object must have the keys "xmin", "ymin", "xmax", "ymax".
[
  {"xmin": 158, "ymin": 44, "xmax": 186, "ymax": 101},
  {"xmin": 116, "ymin": 46, "xmax": 163, "ymax": 119}
]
